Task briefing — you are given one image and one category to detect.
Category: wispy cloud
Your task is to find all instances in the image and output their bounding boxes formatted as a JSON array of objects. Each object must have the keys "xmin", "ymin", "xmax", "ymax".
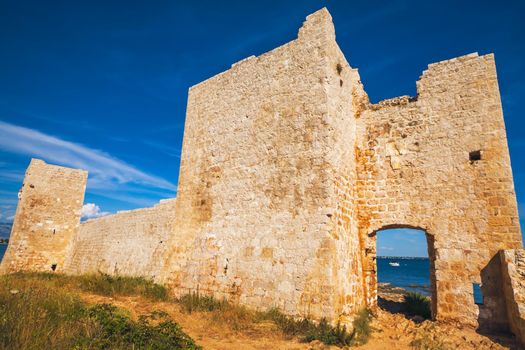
[
  {"xmin": 0, "ymin": 196, "xmax": 17, "ymax": 206},
  {"xmin": 0, "ymin": 169, "xmax": 24, "ymax": 183},
  {"xmin": 143, "ymin": 140, "xmax": 181, "ymax": 158},
  {"xmin": 0, "ymin": 121, "xmax": 177, "ymax": 197},
  {"xmin": 89, "ymin": 190, "xmax": 162, "ymax": 208},
  {"xmin": 0, "ymin": 204, "xmax": 16, "ymax": 223}
]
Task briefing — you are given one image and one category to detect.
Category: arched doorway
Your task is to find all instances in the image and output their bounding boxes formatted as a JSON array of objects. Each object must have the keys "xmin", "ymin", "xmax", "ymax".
[{"xmin": 370, "ymin": 225, "xmax": 437, "ymax": 318}]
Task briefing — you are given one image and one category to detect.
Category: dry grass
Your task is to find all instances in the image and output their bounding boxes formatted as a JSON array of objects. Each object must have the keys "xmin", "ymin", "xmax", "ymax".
[
  {"xmin": 0, "ymin": 273, "xmax": 198, "ymax": 350},
  {"xmin": 177, "ymin": 291, "xmax": 372, "ymax": 346},
  {"xmin": 0, "ymin": 273, "xmax": 373, "ymax": 349},
  {"xmin": 4, "ymin": 271, "xmax": 168, "ymax": 300}
]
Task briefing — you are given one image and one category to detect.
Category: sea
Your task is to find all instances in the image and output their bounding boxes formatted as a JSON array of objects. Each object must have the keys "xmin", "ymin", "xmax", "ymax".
[
  {"xmin": 377, "ymin": 256, "xmax": 431, "ymax": 296},
  {"xmin": 0, "ymin": 245, "xmax": 6, "ymax": 261}
]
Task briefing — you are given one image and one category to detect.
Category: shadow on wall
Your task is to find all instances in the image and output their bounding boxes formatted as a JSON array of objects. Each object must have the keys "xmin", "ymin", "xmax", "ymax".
[{"xmin": 476, "ymin": 255, "xmax": 518, "ymax": 349}]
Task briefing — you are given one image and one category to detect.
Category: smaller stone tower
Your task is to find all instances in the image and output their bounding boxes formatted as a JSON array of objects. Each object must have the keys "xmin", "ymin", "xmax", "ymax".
[{"xmin": 0, "ymin": 159, "xmax": 87, "ymax": 274}]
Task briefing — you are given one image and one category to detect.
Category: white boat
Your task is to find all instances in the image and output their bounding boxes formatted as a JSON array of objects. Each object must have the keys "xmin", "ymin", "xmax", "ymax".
[{"xmin": 389, "ymin": 262, "xmax": 400, "ymax": 267}]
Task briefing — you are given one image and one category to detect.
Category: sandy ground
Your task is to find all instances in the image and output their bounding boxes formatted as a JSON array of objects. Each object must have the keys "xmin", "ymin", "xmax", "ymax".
[{"xmin": 79, "ymin": 292, "xmax": 522, "ymax": 350}]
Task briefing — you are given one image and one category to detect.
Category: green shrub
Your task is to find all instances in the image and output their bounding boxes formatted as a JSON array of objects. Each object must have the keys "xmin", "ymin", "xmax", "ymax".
[
  {"xmin": 301, "ymin": 309, "xmax": 371, "ymax": 346},
  {"xmin": 302, "ymin": 319, "xmax": 350, "ymax": 345},
  {"xmin": 257, "ymin": 307, "xmax": 371, "ymax": 346},
  {"xmin": 404, "ymin": 292, "xmax": 431, "ymax": 319},
  {"xmin": 0, "ymin": 275, "xmax": 198, "ymax": 350},
  {"xmin": 79, "ymin": 304, "xmax": 200, "ymax": 350}
]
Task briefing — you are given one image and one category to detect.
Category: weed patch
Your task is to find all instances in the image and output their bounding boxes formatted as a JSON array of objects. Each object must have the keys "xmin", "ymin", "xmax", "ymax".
[{"xmin": 404, "ymin": 292, "xmax": 431, "ymax": 319}]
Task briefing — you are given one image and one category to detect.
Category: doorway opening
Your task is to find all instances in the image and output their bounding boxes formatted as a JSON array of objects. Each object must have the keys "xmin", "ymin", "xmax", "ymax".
[{"xmin": 373, "ymin": 226, "xmax": 436, "ymax": 319}]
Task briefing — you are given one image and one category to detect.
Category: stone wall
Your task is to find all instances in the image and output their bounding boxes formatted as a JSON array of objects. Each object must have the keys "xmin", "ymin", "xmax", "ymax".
[
  {"xmin": 356, "ymin": 53, "xmax": 523, "ymax": 329},
  {"xmin": 500, "ymin": 249, "xmax": 525, "ymax": 344},
  {"xmin": 0, "ymin": 7, "xmax": 522, "ymax": 337},
  {"xmin": 0, "ymin": 159, "xmax": 87, "ymax": 274},
  {"xmin": 323, "ymin": 24, "xmax": 368, "ymax": 320},
  {"xmin": 63, "ymin": 198, "xmax": 177, "ymax": 280},
  {"xmin": 161, "ymin": 9, "xmax": 368, "ymax": 321}
]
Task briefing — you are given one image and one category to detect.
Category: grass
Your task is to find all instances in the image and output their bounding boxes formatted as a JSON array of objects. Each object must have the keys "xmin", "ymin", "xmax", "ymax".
[
  {"xmin": 4, "ymin": 272, "xmax": 168, "ymax": 301},
  {"xmin": 0, "ymin": 273, "xmax": 198, "ymax": 350},
  {"xmin": 74, "ymin": 273, "xmax": 168, "ymax": 300},
  {"xmin": 177, "ymin": 291, "xmax": 372, "ymax": 347},
  {"xmin": 403, "ymin": 292, "xmax": 432, "ymax": 319},
  {"xmin": 79, "ymin": 304, "xmax": 200, "ymax": 350},
  {"xmin": 0, "ymin": 273, "xmax": 373, "ymax": 348},
  {"xmin": 0, "ymin": 274, "xmax": 199, "ymax": 350}
]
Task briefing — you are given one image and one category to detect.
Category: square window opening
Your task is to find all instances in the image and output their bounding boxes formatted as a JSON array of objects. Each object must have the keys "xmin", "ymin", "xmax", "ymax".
[
  {"xmin": 473, "ymin": 283, "xmax": 484, "ymax": 305},
  {"xmin": 469, "ymin": 150, "xmax": 482, "ymax": 162}
]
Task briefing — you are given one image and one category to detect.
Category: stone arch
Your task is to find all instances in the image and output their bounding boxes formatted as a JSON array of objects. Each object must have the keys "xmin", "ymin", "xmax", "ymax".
[{"xmin": 367, "ymin": 224, "xmax": 438, "ymax": 318}]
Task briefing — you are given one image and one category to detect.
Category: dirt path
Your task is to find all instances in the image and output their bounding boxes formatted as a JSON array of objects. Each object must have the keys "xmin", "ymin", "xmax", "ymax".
[{"xmin": 79, "ymin": 293, "xmax": 521, "ymax": 350}]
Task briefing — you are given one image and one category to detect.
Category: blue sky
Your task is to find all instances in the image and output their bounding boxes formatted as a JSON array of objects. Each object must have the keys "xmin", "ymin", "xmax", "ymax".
[{"xmin": 0, "ymin": 0, "xmax": 524, "ymax": 256}]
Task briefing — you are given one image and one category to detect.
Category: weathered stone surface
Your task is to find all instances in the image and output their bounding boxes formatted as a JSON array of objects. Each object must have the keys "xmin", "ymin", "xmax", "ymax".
[
  {"xmin": 500, "ymin": 249, "xmax": 525, "ymax": 344},
  {"xmin": 0, "ymin": 159, "xmax": 87, "ymax": 273},
  {"xmin": 357, "ymin": 52, "xmax": 523, "ymax": 331},
  {"xmin": 160, "ymin": 8, "xmax": 370, "ymax": 322},
  {"xmin": 0, "ymin": 7, "xmax": 523, "ymax": 341},
  {"xmin": 63, "ymin": 198, "xmax": 177, "ymax": 280}
]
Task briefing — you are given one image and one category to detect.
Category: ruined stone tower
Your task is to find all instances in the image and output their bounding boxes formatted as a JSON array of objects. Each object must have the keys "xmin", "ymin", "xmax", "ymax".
[
  {"xmin": 0, "ymin": 159, "xmax": 87, "ymax": 274},
  {"xmin": 1, "ymin": 8, "xmax": 523, "ymax": 339}
]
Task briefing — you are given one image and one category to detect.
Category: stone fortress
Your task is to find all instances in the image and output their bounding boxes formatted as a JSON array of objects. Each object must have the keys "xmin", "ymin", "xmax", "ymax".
[{"xmin": 1, "ymin": 8, "xmax": 524, "ymax": 343}]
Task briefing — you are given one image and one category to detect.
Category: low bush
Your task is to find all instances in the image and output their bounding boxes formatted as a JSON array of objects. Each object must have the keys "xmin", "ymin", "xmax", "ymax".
[
  {"xmin": 79, "ymin": 304, "xmax": 200, "ymax": 350},
  {"xmin": 404, "ymin": 292, "xmax": 431, "ymax": 319}
]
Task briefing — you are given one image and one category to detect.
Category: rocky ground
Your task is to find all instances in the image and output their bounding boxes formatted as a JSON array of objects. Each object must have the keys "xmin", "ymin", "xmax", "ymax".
[{"xmin": 78, "ymin": 283, "xmax": 522, "ymax": 350}]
